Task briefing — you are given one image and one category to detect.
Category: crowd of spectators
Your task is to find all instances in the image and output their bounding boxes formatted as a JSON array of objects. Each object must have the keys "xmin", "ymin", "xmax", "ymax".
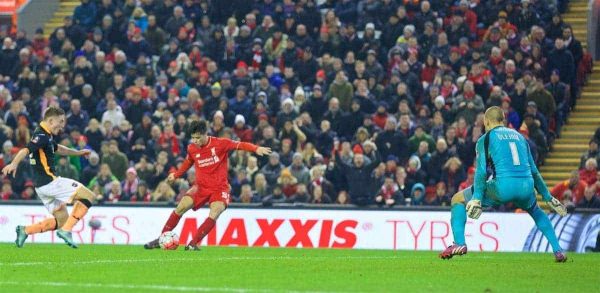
[
  {"xmin": 551, "ymin": 127, "xmax": 600, "ymax": 209},
  {"xmin": 0, "ymin": 0, "xmax": 596, "ymax": 209}
]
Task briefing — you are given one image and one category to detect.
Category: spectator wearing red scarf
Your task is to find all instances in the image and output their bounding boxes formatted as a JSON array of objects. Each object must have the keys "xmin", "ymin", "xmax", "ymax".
[
  {"xmin": 372, "ymin": 102, "xmax": 389, "ymax": 130},
  {"xmin": 158, "ymin": 123, "xmax": 181, "ymax": 156}
]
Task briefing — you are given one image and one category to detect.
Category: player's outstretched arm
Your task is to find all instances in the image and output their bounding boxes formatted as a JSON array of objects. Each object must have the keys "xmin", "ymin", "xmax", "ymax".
[
  {"xmin": 525, "ymin": 142, "xmax": 566, "ymax": 215},
  {"xmin": 1, "ymin": 148, "xmax": 29, "ymax": 177},
  {"xmin": 471, "ymin": 139, "xmax": 487, "ymax": 202},
  {"xmin": 467, "ymin": 139, "xmax": 486, "ymax": 219},
  {"xmin": 57, "ymin": 144, "xmax": 91, "ymax": 157},
  {"xmin": 169, "ymin": 155, "xmax": 194, "ymax": 184},
  {"xmin": 233, "ymin": 140, "xmax": 271, "ymax": 156},
  {"xmin": 255, "ymin": 146, "xmax": 272, "ymax": 156},
  {"xmin": 525, "ymin": 141, "xmax": 553, "ymax": 201}
]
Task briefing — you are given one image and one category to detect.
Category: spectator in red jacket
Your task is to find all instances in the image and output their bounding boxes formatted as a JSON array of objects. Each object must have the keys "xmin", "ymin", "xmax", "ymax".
[
  {"xmin": 551, "ymin": 170, "xmax": 587, "ymax": 203},
  {"xmin": 459, "ymin": 166, "xmax": 475, "ymax": 191},
  {"xmin": 233, "ymin": 114, "xmax": 253, "ymax": 142},
  {"xmin": 579, "ymin": 158, "xmax": 598, "ymax": 186}
]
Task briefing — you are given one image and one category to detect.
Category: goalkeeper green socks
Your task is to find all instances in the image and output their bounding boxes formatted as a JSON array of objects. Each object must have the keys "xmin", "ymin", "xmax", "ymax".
[
  {"xmin": 451, "ymin": 203, "xmax": 467, "ymax": 246},
  {"xmin": 527, "ymin": 205, "xmax": 563, "ymax": 253}
]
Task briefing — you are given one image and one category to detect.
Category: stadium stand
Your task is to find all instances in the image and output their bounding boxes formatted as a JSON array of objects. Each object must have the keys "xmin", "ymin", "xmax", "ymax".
[{"xmin": 1, "ymin": 0, "xmax": 597, "ymax": 209}]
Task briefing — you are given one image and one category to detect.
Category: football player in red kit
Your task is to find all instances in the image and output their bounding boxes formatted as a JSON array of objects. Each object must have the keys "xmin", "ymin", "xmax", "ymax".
[{"xmin": 144, "ymin": 120, "xmax": 271, "ymax": 250}]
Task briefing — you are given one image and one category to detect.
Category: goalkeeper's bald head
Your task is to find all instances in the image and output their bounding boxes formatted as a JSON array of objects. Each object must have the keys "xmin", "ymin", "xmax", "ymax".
[{"xmin": 484, "ymin": 106, "xmax": 504, "ymax": 131}]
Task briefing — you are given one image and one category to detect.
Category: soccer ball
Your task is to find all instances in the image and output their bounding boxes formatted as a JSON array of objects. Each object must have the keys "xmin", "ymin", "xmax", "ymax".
[
  {"xmin": 88, "ymin": 218, "xmax": 102, "ymax": 230},
  {"xmin": 159, "ymin": 231, "xmax": 179, "ymax": 250}
]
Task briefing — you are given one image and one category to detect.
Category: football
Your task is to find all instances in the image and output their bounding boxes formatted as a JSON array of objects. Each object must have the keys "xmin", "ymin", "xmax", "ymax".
[
  {"xmin": 88, "ymin": 218, "xmax": 102, "ymax": 230},
  {"xmin": 158, "ymin": 231, "xmax": 179, "ymax": 250}
]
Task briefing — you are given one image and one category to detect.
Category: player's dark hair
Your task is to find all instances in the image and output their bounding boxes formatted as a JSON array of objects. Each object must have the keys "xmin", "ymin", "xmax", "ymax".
[
  {"xmin": 189, "ymin": 120, "xmax": 208, "ymax": 135},
  {"xmin": 43, "ymin": 106, "xmax": 65, "ymax": 120}
]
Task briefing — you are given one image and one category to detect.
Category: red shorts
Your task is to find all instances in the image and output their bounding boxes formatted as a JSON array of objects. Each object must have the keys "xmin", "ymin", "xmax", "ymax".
[{"xmin": 186, "ymin": 185, "xmax": 231, "ymax": 210}]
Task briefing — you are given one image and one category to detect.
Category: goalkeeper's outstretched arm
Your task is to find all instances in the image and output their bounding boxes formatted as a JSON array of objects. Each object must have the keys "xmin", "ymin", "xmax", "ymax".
[
  {"xmin": 526, "ymin": 142, "xmax": 552, "ymax": 201},
  {"xmin": 472, "ymin": 139, "xmax": 487, "ymax": 202}
]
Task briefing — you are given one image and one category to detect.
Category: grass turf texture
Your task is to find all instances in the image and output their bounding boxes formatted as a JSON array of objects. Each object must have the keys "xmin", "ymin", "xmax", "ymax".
[{"xmin": 0, "ymin": 244, "xmax": 598, "ymax": 292}]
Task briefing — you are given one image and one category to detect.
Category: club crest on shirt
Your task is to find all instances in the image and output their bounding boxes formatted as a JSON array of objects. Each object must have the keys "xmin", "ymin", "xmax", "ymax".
[{"xmin": 31, "ymin": 136, "xmax": 39, "ymax": 144}]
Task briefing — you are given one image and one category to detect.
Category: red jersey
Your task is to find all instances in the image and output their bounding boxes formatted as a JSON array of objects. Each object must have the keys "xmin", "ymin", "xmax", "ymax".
[{"xmin": 172, "ymin": 137, "xmax": 258, "ymax": 191}]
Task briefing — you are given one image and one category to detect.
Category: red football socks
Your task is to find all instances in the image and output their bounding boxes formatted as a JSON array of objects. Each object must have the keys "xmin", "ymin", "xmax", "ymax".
[
  {"xmin": 162, "ymin": 211, "xmax": 182, "ymax": 233},
  {"xmin": 188, "ymin": 217, "xmax": 216, "ymax": 246}
]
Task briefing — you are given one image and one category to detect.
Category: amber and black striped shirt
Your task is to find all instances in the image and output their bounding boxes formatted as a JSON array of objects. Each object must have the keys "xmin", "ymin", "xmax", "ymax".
[{"xmin": 26, "ymin": 122, "xmax": 58, "ymax": 187}]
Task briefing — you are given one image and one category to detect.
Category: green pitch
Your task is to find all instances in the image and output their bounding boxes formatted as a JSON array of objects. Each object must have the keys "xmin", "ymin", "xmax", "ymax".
[{"xmin": 0, "ymin": 244, "xmax": 598, "ymax": 292}]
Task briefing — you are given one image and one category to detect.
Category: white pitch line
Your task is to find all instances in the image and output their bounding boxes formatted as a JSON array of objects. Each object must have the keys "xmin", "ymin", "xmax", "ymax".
[
  {"xmin": 0, "ymin": 281, "xmax": 341, "ymax": 293},
  {"xmin": 0, "ymin": 255, "xmax": 403, "ymax": 267},
  {"xmin": 0, "ymin": 281, "xmax": 261, "ymax": 293}
]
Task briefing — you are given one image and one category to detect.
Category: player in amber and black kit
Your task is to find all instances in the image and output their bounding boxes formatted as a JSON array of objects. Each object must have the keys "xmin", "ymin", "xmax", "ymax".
[
  {"xmin": 2, "ymin": 107, "xmax": 96, "ymax": 248},
  {"xmin": 144, "ymin": 120, "xmax": 272, "ymax": 250}
]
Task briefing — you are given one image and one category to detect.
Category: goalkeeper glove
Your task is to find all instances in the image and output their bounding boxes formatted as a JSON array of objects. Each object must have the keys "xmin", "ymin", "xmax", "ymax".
[
  {"xmin": 547, "ymin": 197, "xmax": 567, "ymax": 216},
  {"xmin": 466, "ymin": 200, "xmax": 482, "ymax": 219}
]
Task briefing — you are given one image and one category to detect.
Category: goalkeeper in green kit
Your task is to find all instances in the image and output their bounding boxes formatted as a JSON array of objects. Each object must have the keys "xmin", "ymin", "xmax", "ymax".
[{"xmin": 439, "ymin": 107, "xmax": 568, "ymax": 262}]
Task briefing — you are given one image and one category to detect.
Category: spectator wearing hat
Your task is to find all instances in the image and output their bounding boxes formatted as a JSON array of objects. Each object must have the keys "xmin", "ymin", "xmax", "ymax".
[
  {"xmin": 373, "ymin": 116, "xmax": 407, "ymax": 162},
  {"xmin": 233, "ymin": 114, "xmax": 254, "ymax": 142},
  {"xmin": 255, "ymin": 74, "xmax": 279, "ymax": 112},
  {"xmin": 372, "ymin": 101, "xmax": 390, "ymax": 130},
  {"xmin": 125, "ymin": 27, "xmax": 153, "ymax": 63},
  {"xmin": 408, "ymin": 124, "xmax": 435, "ymax": 154},
  {"xmin": 525, "ymin": 99, "xmax": 549, "ymax": 135},
  {"xmin": 203, "ymin": 82, "xmax": 224, "ymax": 118},
  {"xmin": 121, "ymin": 166, "xmax": 140, "ymax": 199},
  {"xmin": 261, "ymin": 152, "xmax": 284, "ymax": 186},
  {"xmin": 289, "ymin": 152, "xmax": 310, "ymax": 185},
  {"xmin": 264, "ymin": 27, "xmax": 287, "ymax": 62},
  {"xmin": 459, "ymin": 166, "xmax": 476, "ymax": 191}
]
